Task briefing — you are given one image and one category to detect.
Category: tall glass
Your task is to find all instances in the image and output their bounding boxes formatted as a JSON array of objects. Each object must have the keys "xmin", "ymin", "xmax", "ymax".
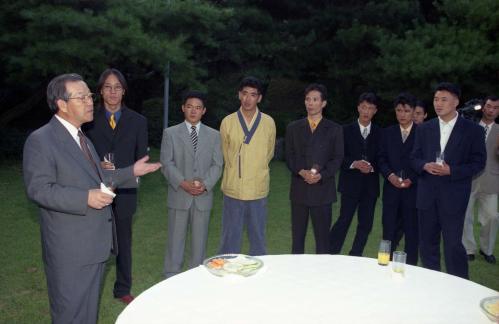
[
  {"xmin": 378, "ymin": 240, "xmax": 391, "ymax": 266},
  {"xmin": 435, "ymin": 151, "xmax": 445, "ymax": 166},
  {"xmin": 392, "ymin": 251, "xmax": 407, "ymax": 276}
]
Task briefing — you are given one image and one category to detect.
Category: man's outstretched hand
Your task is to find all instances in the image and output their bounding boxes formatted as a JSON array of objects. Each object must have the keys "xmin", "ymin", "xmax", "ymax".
[{"xmin": 133, "ymin": 155, "xmax": 161, "ymax": 176}]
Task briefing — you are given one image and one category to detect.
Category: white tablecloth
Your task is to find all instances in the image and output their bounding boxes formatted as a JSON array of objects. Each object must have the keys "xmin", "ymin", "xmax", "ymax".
[{"xmin": 116, "ymin": 255, "xmax": 497, "ymax": 324}]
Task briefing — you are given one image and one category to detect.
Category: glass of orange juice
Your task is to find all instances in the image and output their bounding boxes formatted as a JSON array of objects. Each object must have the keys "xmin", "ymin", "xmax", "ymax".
[{"xmin": 378, "ymin": 240, "xmax": 391, "ymax": 266}]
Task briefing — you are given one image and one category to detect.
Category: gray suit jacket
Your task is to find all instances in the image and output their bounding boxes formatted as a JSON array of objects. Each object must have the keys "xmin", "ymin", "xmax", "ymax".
[
  {"xmin": 23, "ymin": 116, "xmax": 136, "ymax": 268},
  {"xmin": 160, "ymin": 123, "xmax": 223, "ymax": 211},
  {"xmin": 473, "ymin": 123, "xmax": 499, "ymax": 194}
]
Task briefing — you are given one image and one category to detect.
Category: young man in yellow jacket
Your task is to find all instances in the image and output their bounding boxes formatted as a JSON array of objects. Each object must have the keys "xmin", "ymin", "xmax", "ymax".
[{"xmin": 218, "ymin": 76, "xmax": 276, "ymax": 255}]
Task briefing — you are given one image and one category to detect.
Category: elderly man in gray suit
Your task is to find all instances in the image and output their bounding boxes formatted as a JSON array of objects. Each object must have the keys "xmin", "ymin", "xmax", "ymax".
[
  {"xmin": 161, "ymin": 90, "xmax": 223, "ymax": 278},
  {"xmin": 23, "ymin": 73, "xmax": 161, "ymax": 324},
  {"xmin": 462, "ymin": 95, "xmax": 499, "ymax": 264}
]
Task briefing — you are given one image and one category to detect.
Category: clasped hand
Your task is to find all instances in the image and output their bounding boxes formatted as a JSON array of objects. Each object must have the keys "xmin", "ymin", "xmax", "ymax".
[
  {"xmin": 353, "ymin": 160, "xmax": 373, "ymax": 174},
  {"xmin": 180, "ymin": 180, "xmax": 206, "ymax": 196},
  {"xmin": 299, "ymin": 169, "xmax": 322, "ymax": 184},
  {"xmin": 387, "ymin": 173, "xmax": 412, "ymax": 189},
  {"xmin": 423, "ymin": 162, "xmax": 451, "ymax": 176}
]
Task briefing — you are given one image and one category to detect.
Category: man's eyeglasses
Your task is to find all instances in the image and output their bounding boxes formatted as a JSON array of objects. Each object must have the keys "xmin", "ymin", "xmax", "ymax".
[
  {"xmin": 66, "ymin": 93, "xmax": 95, "ymax": 103},
  {"xmin": 102, "ymin": 85, "xmax": 123, "ymax": 92}
]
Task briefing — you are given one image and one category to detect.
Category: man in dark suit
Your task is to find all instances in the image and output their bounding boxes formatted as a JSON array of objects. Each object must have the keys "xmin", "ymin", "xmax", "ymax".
[
  {"xmin": 413, "ymin": 100, "xmax": 428, "ymax": 125},
  {"xmin": 285, "ymin": 84, "xmax": 344, "ymax": 254},
  {"xmin": 329, "ymin": 92, "xmax": 381, "ymax": 256},
  {"xmin": 23, "ymin": 73, "xmax": 160, "ymax": 323},
  {"xmin": 411, "ymin": 82, "xmax": 486, "ymax": 278},
  {"xmin": 378, "ymin": 93, "xmax": 419, "ymax": 265},
  {"xmin": 84, "ymin": 68, "xmax": 148, "ymax": 304}
]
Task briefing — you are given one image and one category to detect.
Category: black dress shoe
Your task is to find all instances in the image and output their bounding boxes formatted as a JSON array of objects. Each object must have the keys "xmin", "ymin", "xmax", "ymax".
[
  {"xmin": 479, "ymin": 250, "xmax": 496, "ymax": 264},
  {"xmin": 467, "ymin": 254, "xmax": 475, "ymax": 261}
]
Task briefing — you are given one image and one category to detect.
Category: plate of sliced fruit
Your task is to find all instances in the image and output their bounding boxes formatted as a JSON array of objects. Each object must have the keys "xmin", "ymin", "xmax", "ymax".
[
  {"xmin": 203, "ymin": 254, "xmax": 264, "ymax": 277},
  {"xmin": 480, "ymin": 296, "xmax": 499, "ymax": 322}
]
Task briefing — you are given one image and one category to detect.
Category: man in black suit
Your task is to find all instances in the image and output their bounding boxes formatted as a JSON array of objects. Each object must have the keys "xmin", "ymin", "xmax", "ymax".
[
  {"xmin": 411, "ymin": 82, "xmax": 486, "ymax": 278},
  {"xmin": 84, "ymin": 68, "xmax": 148, "ymax": 304},
  {"xmin": 330, "ymin": 92, "xmax": 381, "ymax": 256},
  {"xmin": 378, "ymin": 93, "xmax": 419, "ymax": 265},
  {"xmin": 285, "ymin": 84, "xmax": 344, "ymax": 254}
]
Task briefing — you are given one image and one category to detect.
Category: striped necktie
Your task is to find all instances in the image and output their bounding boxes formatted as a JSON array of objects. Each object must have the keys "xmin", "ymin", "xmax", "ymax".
[
  {"xmin": 109, "ymin": 113, "xmax": 116, "ymax": 129},
  {"xmin": 77, "ymin": 130, "xmax": 101, "ymax": 180},
  {"xmin": 191, "ymin": 125, "xmax": 198, "ymax": 152},
  {"xmin": 484, "ymin": 125, "xmax": 489, "ymax": 142}
]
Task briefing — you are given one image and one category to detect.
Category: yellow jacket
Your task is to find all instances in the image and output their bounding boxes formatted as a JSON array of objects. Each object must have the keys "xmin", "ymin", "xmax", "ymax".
[{"xmin": 220, "ymin": 110, "xmax": 276, "ymax": 200}]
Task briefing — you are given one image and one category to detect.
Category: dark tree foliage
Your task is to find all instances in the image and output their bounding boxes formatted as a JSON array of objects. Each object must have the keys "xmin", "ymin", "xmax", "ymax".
[{"xmin": 0, "ymin": 0, "xmax": 498, "ymax": 154}]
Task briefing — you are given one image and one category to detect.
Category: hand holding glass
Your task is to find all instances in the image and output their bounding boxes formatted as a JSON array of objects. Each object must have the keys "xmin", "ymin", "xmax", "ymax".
[
  {"xmin": 435, "ymin": 151, "xmax": 445, "ymax": 166},
  {"xmin": 310, "ymin": 163, "xmax": 320, "ymax": 175},
  {"xmin": 398, "ymin": 170, "xmax": 405, "ymax": 187},
  {"xmin": 103, "ymin": 152, "xmax": 116, "ymax": 170}
]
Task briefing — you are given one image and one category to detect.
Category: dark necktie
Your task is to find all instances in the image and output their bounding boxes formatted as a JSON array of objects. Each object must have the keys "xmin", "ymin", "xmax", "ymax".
[
  {"xmin": 77, "ymin": 130, "xmax": 101, "ymax": 179},
  {"xmin": 191, "ymin": 125, "xmax": 198, "ymax": 152}
]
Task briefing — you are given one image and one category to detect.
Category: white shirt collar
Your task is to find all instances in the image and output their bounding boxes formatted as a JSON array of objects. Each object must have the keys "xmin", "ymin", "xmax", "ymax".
[
  {"xmin": 479, "ymin": 120, "xmax": 494, "ymax": 128},
  {"xmin": 357, "ymin": 120, "xmax": 371, "ymax": 134},
  {"xmin": 185, "ymin": 121, "xmax": 201, "ymax": 134},
  {"xmin": 438, "ymin": 112, "xmax": 458, "ymax": 127},
  {"xmin": 55, "ymin": 114, "xmax": 81, "ymax": 148},
  {"xmin": 400, "ymin": 122, "xmax": 413, "ymax": 133}
]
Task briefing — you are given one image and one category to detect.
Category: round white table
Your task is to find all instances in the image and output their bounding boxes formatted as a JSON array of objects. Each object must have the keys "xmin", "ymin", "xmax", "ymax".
[{"xmin": 116, "ymin": 255, "xmax": 497, "ymax": 323}]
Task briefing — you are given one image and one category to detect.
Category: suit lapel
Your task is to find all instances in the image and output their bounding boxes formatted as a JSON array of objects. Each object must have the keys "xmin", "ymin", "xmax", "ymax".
[
  {"xmin": 113, "ymin": 106, "xmax": 131, "ymax": 141},
  {"xmin": 95, "ymin": 107, "xmax": 114, "ymax": 149},
  {"xmin": 196, "ymin": 124, "xmax": 210, "ymax": 157},
  {"xmin": 428, "ymin": 119, "xmax": 441, "ymax": 155},
  {"xmin": 444, "ymin": 117, "xmax": 465, "ymax": 158},
  {"xmin": 178, "ymin": 123, "xmax": 195, "ymax": 157},
  {"xmin": 50, "ymin": 117, "xmax": 101, "ymax": 184},
  {"xmin": 485, "ymin": 123, "xmax": 499, "ymax": 155}
]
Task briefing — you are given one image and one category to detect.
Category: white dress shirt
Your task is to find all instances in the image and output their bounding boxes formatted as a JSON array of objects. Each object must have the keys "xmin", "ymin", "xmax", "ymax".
[
  {"xmin": 185, "ymin": 121, "xmax": 201, "ymax": 136},
  {"xmin": 438, "ymin": 112, "xmax": 458, "ymax": 152},
  {"xmin": 55, "ymin": 114, "xmax": 82, "ymax": 149}
]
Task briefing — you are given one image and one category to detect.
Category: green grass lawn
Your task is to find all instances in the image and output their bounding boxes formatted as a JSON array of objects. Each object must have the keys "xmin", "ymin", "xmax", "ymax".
[{"xmin": 0, "ymin": 153, "xmax": 497, "ymax": 323}]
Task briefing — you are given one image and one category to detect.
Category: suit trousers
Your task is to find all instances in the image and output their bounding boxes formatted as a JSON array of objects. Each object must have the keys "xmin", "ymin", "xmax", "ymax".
[
  {"xmin": 45, "ymin": 261, "xmax": 105, "ymax": 324},
  {"xmin": 329, "ymin": 193, "xmax": 377, "ymax": 256},
  {"xmin": 112, "ymin": 191, "xmax": 136, "ymax": 298},
  {"xmin": 382, "ymin": 198, "xmax": 419, "ymax": 265},
  {"xmin": 218, "ymin": 195, "xmax": 267, "ymax": 256},
  {"xmin": 462, "ymin": 188, "xmax": 498, "ymax": 256},
  {"xmin": 419, "ymin": 204, "xmax": 468, "ymax": 279},
  {"xmin": 163, "ymin": 203, "xmax": 211, "ymax": 278},
  {"xmin": 291, "ymin": 202, "xmax": 332, "ymax": 254}
]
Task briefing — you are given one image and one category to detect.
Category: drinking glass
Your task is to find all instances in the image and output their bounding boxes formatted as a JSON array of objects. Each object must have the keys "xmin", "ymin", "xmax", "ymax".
[
  {"xmin": 192, "ymin": 177, "xmax": 203, "ymax": 188},
  {"xmin": 378, "ymin": 240, "xmax": 391, "ymax": 266},
  {"xmin": 398, "ymin": 170, "xmax": 406, "ymax": 187},
  {"xmin": 392, "ymin": 251, "xmax": 407, "ymax": 276},
  {"xmin": 310, "ymin": 163, "xmax": 320, "ymax": 175},
  {"xmin": 435, "ymin": 151, "xmax": 445, "ymax": 166},
  {"xmin": 104, "ymin": 152, "xmax": 115, "ymax": 170}
]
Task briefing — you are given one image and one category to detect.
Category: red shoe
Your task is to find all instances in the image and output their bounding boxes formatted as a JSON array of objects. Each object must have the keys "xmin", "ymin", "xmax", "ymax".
[{"xmin": 117, "ymin": 294, "xmax": 135, "ymax": 305}]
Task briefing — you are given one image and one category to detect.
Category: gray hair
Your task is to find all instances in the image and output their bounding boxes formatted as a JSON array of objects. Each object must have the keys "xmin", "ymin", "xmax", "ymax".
[{"xmin": 46, "ymin": 73, "xmax": 84, "ymax": 113}]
